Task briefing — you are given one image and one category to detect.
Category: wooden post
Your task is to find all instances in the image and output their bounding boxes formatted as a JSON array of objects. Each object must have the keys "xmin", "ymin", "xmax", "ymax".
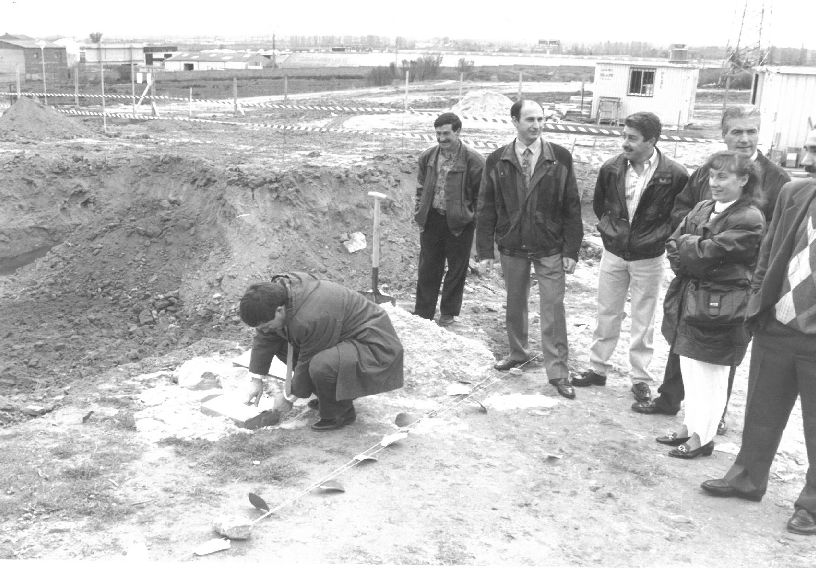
[
  {"xmin": 130, "ymin": 45, "xmax": 136, "ymax": 115},
  {"xmin": 518, "ymin": 71, "xmax": 523, "ymax": 99},
  {"xmin": 15, "ymin": 66, "xmax": 20, "ymax": 100},
  {"xmin": 722, "ymin": 74, "xmax": 731, "ymax": 112},
  {"xmin": 459, "ymin": 71, "xmax": 463, "ymax": 98},
  {"xmin": 233, "ymin": 77, "xmax": 238, "ymax": 115},
  {"xmin": 283, "ymin": 74, "xmax": 288, "ymax": 103},
  {"xmin": 404, "ymin": 69, "xmax": 409, "ymax": 112},
  {"xmin": 100, "ymin": 48, "xmax": 107, "ymax": 133},
  {"xmin": 580, "ymin": 81, "xmax": 585, "ymax": 115},
  {"xmin": 189, "ymin": 87, "xmax": 192, "ymax": 117},
  {"xmin": 74, "ymin": 66, "xmax": 79, "ymax": 109}
]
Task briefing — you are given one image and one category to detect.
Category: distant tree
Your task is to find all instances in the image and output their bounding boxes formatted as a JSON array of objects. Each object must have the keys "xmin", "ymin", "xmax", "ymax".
[
  {"xmin": 89, "ymin": 32, "xmax": 103, "ymax": 43},
  {"xmin": 456, "ymin": 57, "xmax": 475, "ymax": 76}
]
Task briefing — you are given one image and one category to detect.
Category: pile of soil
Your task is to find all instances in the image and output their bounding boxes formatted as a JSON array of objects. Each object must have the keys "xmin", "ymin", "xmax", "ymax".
[
  {"xmin": 451, "ymin": 90, "xmax": 514, "ymax": 118},
  {"xmin": 0, "ymin": 97, "xmax": 94, "ymax": 140},
  {"xmin": 0, "ymin": 149, "xmax": 420, "ymax": 425}
]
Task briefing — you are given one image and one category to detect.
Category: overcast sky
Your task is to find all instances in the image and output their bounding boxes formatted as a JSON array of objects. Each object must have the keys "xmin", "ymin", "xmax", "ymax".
[{"xmin": 3, "ymin": 0, "xmax": 814, "ymax": 50}]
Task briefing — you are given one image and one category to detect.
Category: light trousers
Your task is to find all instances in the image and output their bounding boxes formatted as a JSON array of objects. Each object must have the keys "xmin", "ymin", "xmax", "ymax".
[
  {"xmin": 679, "ymin": 356, "xmax": 729, "ymax": 445},
  {"xmin": 589, "ymin": 250, "xmax": 665, "ymax": 383}
]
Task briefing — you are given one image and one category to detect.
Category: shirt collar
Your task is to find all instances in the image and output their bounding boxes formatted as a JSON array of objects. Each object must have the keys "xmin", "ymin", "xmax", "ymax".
[
  {"xmin": 714, "ymin": 199, "xmax": 737, "ymax": 213},
  {"xmin": 749, "ymin": 150, "xmax": 759, "ymax": 162},
  {"xmin": 627, "ymin": 147, "xmax": 658, "ymax": 171},
  {"xmin": 516, "ymin": 137, "xmax": 542, "ymax": 154}
]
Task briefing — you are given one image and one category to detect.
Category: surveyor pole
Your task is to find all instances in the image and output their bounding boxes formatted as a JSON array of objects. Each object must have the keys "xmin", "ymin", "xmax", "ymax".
[
  {"xmin": 404, "ymin": 70, "xmax": 409, "ymax": 112},
  {"xmin": 99, "ymin": 44, "xmax": 106, "ymax": 133}
]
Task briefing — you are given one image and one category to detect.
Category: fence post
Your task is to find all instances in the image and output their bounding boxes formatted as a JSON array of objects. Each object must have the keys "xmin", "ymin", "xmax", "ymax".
[
  {"xmin": 404, "ymin": 70, "xmax": 409, "ymax": 112},
  {"xmin": 100, "ymin": 56, "xmax": 106, "ymax": 133},
  {"xmin": 131, "ymin": 48, "xmax": 136, "ymax": 115},
  {"xmin": 283, "ymin": 74, "xmax": 288, "ymax": 103},
  {"xmin": 233, "ymin": 77, "xmax": 238, "ymax": 115},
  {"xmin": 15, "ymin": 66, "xmax": 20, "ymax": 100},
  {"xmin": 74, "ymin": 66, "xmax": 79, "ymax": 109},
  {"xmin": 459, "ymin": 71, "xmax": 463, "ymax": 98},
  {"xmin": 518, "ymin": 71, "xmax": 523, "ymax": 99},
  {"xmin": 189, "ymin": 87, "xmax": 192, "ymax": 118}
]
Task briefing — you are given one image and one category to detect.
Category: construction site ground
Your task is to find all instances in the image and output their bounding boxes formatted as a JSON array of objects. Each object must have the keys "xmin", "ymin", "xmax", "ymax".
[{"xmin": 0, "ymin": 80, "xmax": 812, "ymax": 566}]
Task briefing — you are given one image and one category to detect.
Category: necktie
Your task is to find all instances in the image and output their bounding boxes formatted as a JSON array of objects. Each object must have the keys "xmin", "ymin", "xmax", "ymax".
[{"xmin": 522, "ymin": 148, "xmax": 532, "ymax": 188}]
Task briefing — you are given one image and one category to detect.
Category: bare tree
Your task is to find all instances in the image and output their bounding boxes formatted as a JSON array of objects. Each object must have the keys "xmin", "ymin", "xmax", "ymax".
[{"xmin": 89, "ymin": 32, "xmax": 103, "ymax": 43}]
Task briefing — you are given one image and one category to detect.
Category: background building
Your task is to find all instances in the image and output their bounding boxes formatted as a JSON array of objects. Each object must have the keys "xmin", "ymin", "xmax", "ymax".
[
  {"xmin": 751, "ymin": 66, "xmax": 816, "ymax": 161},
  {"xmin": 590, "ymin": 52, "xmax": 700, "ymax": 129},
  {"xmin": 0, "ymin": 34, "xmax": 68, "ymax": 81}
]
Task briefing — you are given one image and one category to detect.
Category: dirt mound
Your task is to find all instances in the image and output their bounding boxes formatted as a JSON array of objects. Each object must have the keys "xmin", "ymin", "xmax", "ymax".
[
  {"xmin": 451, "ymin": 90, "xmax": 514, "ymax": 118},
  {"xmin": 0, "ymin": 96, "xmax": 94, "ymax": 140},
  {"xmin": 0, "ymin": 150, "xmax": 420, "ymax": 418}
]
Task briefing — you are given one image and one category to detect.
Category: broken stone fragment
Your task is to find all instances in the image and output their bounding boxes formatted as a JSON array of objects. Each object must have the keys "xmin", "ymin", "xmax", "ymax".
[{"xmin": 212, "ymin": 517, "xmax": 252, "ymax": 540}]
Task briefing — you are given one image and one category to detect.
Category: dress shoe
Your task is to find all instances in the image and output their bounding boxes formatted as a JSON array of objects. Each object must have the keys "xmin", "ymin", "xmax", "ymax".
[
  {"xmin": 668, "ymin": 440, "xmax": 714, "ymax": 459},
  {"xmin": 717, "ymin": 418, "xmax": 727, "ymax": 436},
  {"xmin": 494, "ymin": 357, "xmax": 526, "ymax": 371},
  {"xmin": 631, "ymin": 399, "xmax": 681, "ymax": 415},
  {"xmin": 655, "ymin": 432, "xmax": 690, "ymax": 446},
  {"xmin": 438, "ymin": 314, "xmax": 455, "ymax": 327},
  {"xmin": 787, "ymin": 508, "xmax": 816, "ymax": 535},
  {"xmin": 571, "ymin": 370, "xmax": 606, "ymax": 387},
  {"xmin": 311, "ymin": 408, "xmax": 356, "ymax": 431},
  {"xmin": 631, "ymin": 381, "xmax": 652, "ymax": 402},
  {"xmin": 550, "ymin": 378, "xmax": 575, "ymax": 400},
  {"xmin": 700, "ymin": 478, "xmax": 763, "ymax": 501}
]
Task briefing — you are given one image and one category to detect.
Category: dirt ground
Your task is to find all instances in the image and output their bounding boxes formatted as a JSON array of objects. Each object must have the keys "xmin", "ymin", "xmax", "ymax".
[{"xmin": 0, "ymin": 82, "xmax": 813, "ymax": 566}]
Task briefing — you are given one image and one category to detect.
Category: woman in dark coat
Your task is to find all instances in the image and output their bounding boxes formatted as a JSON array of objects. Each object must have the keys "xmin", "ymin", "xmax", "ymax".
[{"xmin": 657, "ymin": 151, "xmax": 765, "ymax": 458}]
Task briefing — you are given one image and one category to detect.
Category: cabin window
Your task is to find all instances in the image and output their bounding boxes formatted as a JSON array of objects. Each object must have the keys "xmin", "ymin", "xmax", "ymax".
[{"xmin": 628, "ymin": 67, "xmax": 655, "ymax": 96}]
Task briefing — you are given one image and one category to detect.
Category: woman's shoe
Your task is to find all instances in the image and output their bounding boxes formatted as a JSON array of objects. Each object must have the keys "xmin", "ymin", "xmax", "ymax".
[
  {"xmin": 656, "ymin": 432, "xmax": 690, "ymax": 446},
  {"xmin": 668, "ymin": 441, "xmax": 714, "ymax": 459}
]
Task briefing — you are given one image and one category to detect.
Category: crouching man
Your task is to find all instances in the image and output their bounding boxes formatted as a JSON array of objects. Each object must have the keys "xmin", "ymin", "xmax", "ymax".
[{"xmin": 239, "ymin": 272, "xmax": 404, "ymax": 431}]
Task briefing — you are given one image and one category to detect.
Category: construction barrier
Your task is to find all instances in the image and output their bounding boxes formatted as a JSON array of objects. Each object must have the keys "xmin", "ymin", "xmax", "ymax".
[{"xmin": 2, "ymin": 90, "xmax": 713, "ymax": 143}]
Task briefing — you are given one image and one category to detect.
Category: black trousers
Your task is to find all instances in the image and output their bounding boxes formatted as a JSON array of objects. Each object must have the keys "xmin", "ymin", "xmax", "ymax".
[
  {"xmin": 657, "ymin": 352, "xmax": 736, "ymax": 415},
  {"xmin": 290, "ymin": 345, "xmax": 354, "ymax": 421},
  {"xmin": 724, "ymin": 320, "xmax": 816, "ymax": 513},
  {"xmin": 413, "ymin": 210, "xmax": 474, "ymax": 320}
]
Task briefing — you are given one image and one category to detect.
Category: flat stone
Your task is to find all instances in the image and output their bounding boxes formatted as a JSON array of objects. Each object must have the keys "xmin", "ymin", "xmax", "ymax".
[
  {"xmin": 201, "ymin": 395, "xmax": 282, "ymax": 430},
  {"xmin": 0, "ymin": 396, "xmax": 17, "ymax": 412}
]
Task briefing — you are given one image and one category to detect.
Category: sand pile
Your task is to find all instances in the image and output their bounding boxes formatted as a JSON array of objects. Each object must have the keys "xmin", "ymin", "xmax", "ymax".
[
  {"xmin": 451, "ymin": 90, "xmax": 514, "ymax": 119},
  {"xmin": 0, "ymin": 96, "xmax": 94, "ymax": 139}
]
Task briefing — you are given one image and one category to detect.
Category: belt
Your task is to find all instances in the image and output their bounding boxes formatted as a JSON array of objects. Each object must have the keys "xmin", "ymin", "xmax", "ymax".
[{"xmin": 499, "ymin": 247, "xmax": 551, "ymax": 260}]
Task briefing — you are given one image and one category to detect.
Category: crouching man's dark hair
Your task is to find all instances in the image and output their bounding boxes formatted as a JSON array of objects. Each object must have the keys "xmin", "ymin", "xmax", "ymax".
[{"xmin": 239, "ymin": 281, "xmax": 288, "ymax": 327}]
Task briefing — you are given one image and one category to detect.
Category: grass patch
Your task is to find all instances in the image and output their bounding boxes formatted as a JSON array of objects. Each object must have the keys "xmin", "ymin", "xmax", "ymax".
[
  {"xmin": 159, "ymin": 431, "xmax": 304, "ymax": 484},
  {"xmin": 0, "ymin": 424, "xmax": 144, "ymax": 523}
]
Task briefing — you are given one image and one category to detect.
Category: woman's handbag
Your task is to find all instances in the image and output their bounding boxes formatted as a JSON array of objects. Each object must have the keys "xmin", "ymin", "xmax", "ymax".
[{"xmin": 683, "ymin": 280, "xmax": 749, "ymax": 325}]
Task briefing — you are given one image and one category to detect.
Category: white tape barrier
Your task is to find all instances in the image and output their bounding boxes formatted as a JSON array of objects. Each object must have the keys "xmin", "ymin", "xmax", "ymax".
[{"xmin": 2, "ymin": 91, "xmax": 711, "ymax": 143}]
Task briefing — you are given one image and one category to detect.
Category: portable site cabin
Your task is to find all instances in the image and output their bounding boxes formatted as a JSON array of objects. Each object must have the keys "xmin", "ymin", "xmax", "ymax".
[
  {"xmin": 751, "ymin": 66, "xmax": 816, "ymax": 163},
  {"xmin": 591, "ymin": 53, "xmax": 699, "ymax": 129}
]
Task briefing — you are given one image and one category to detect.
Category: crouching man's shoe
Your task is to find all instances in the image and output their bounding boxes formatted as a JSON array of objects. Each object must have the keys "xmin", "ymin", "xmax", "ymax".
[
  {"xmin": 311, "ymin": 407, "xmax": 357, "ymax": 431},
  {"xmin": 787, "ymin": 508, "xmax": 816, "ymax": 535}
]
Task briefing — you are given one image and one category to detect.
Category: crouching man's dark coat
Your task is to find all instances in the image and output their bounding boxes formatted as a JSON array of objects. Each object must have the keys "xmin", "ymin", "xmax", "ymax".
[{"xmin": 248, "ymin": 272, "xmax": 404, "ymax": 400}]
